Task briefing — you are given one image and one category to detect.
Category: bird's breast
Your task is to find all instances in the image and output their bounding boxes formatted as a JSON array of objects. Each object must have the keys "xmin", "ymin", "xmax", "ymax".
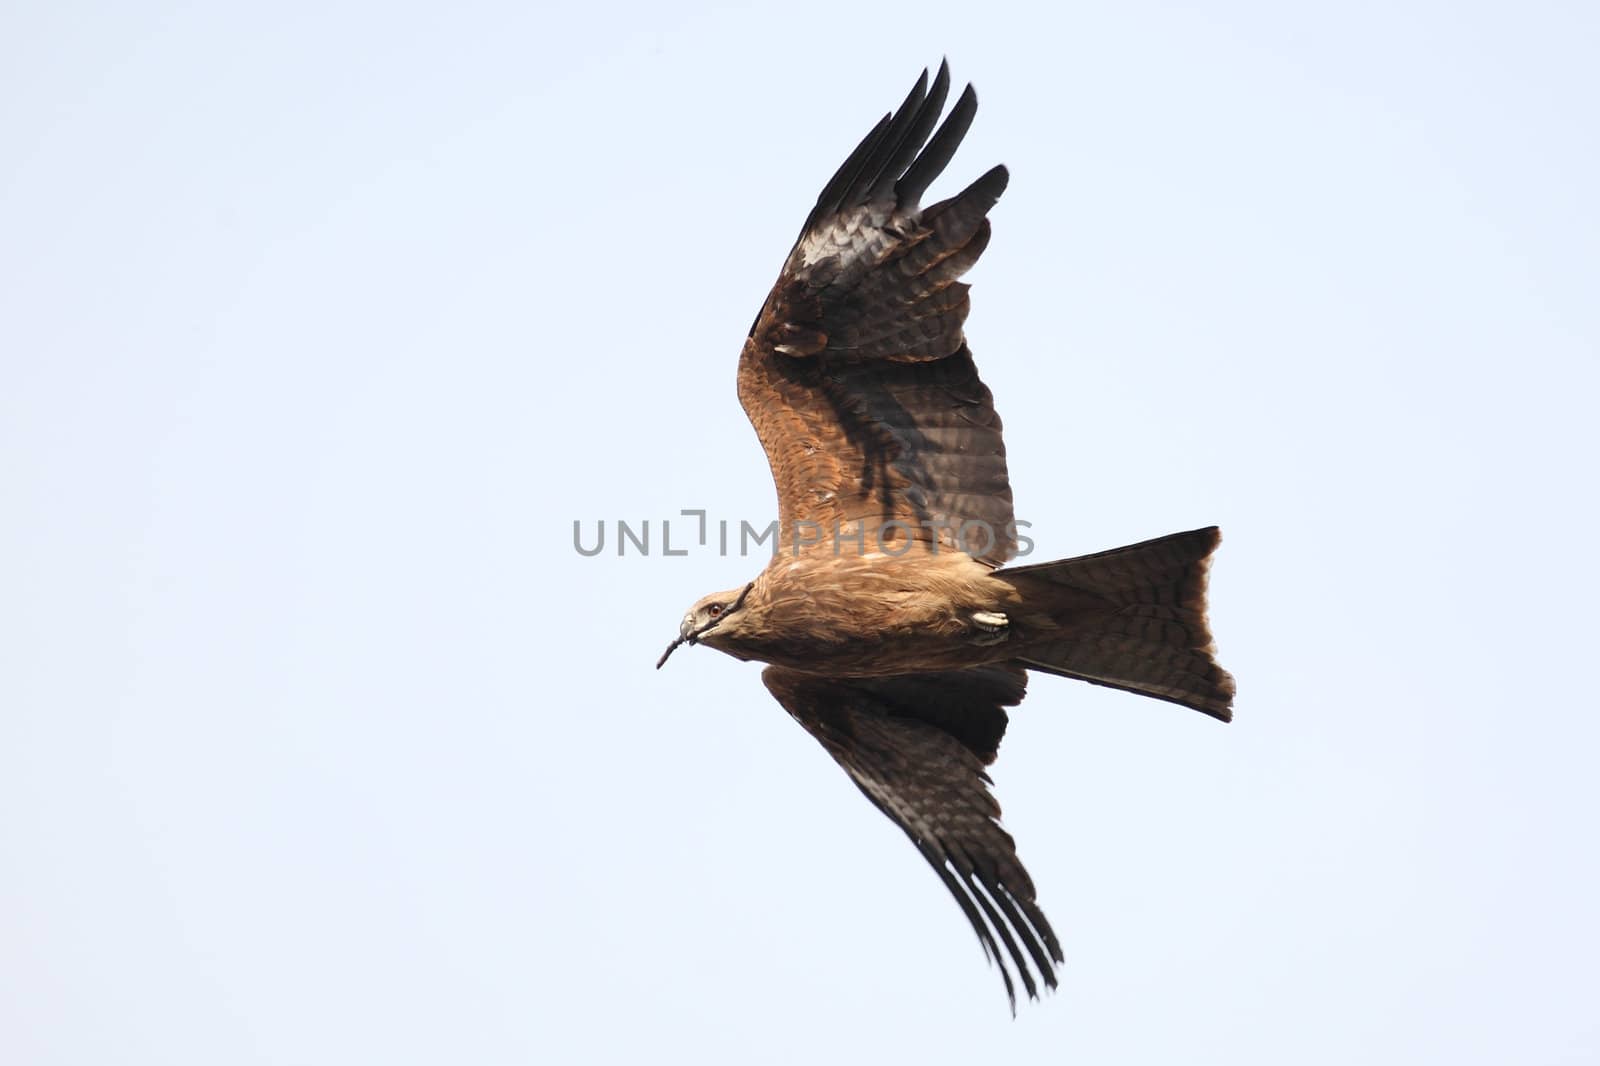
[{"xmin": 724, "ymin": 553, "xmax": 1018, "ymax": 676}]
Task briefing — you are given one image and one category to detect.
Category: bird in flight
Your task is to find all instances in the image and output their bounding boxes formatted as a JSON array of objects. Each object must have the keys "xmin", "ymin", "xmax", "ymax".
[{"xmin": 657, "ymin": 62, "xmax": 1235, "ymax": 1009}]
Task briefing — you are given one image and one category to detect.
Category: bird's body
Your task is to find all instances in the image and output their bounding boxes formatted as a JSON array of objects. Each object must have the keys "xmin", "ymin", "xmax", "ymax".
[
  {"xmin": 659, "ymin": 63, "xmax": 1235, "ymax": 1009},
  {"xmin": 695, "ymin": 550, "xmax": 1013, "ymax": 676}
]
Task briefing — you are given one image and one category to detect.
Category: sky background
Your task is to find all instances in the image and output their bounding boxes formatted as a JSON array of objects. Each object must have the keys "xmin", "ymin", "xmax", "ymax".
[{"xmin": 4, "ymin": 2, "xmax": 1598, "ymax": 1062}]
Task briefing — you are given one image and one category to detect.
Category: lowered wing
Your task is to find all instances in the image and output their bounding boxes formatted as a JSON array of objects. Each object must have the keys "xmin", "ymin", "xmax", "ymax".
[{"xmin": 762, "ymin": 663, "xmax": 1063, "ymax": 1009}]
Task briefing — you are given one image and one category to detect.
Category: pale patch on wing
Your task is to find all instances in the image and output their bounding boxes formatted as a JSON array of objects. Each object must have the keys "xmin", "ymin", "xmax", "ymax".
[{"xmin": 794, "ymin": 203, "xmax": 900, "ymax": 270}]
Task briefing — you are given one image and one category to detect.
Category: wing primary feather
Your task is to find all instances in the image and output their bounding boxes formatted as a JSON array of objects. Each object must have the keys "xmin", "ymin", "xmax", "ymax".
[
  {"xmin": 937, "ymin": 164, "xmax": 1010, "ymax": 223},
  {"xmin": 845, "ymin": 766, "xmax": 1024, "ymax": 1009},
  {"xmin": 896, "ymin": 803, "xmax": 1047, "ymax": 1012},
  {"xmin": 840, "ymin": 67, "xmax": 930, "ymax": 207},
  {"xmin": 961, "ymin": 869, "xmax": 1036, "ymax": 1006},
  {"xmin": 1014, "ymin": 889, "xmax": 1064, "ymax": 963},
  {"xmin": 798, "ymin": 112, "xmax": 893, "ymax": 240},
  {"xmin": 870, "ymin": 59, "xmax": 952, "ymax": 203},
  {"xmin": 943, "ymin": 839, "xmax": 1041, "ymax": 1000},
  {"xmin": 920, "ymin": 842, "xmax": 1016, "ymax": 1000},
  {"xmin": 922, "ymin": 843, "xmax": 1020, "ymax": 1012},
  {"xmin": 967, "ymin": 865, "xmax": 1059, "ymax": 993},
  {"xmin": 896, "ymin": 82, "xmax": 979, "ymax": 208}
]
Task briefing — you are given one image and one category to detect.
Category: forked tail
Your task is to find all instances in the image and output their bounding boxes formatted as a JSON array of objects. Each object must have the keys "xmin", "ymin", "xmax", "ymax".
[{"xmin": 998, "ymin": 527, "xmax": 1236, "ymax": 721}]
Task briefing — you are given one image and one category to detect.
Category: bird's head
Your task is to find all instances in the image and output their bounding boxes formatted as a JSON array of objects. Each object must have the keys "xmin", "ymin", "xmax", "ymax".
[{"xmin": 655, "ymin": 581, "xmax": 756, "ymax": 668}]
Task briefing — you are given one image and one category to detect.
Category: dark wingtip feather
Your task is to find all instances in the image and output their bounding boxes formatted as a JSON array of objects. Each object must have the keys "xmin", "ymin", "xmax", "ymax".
[
  {"xmin": 842, "ymin": 67, "xmax": 930, "ymax": 206},
  {"xmin": 966, "ymin": 875, "xmax": 1039, "ymax": 1003},
  {"xmin": 800, "ymin": 111, "xmax": 893, "ymax": 239},
  {"xmin": 866, "ymin": 62, "xmax": 952, "ymax": 203},
  {"xmin": 799, "ymin": 63, "xmax": 987, "ymax": 246},
  {"xmin": 896, "ymin": 82, "xmax": 979, "ymax": 208},
  {"xmin": 971, "ymin": 163, "xmax": 1010, "ymax": 206},
  {"xmin": 929, "ymin": 857, "xmax": 1018, "ymax": 1010}
]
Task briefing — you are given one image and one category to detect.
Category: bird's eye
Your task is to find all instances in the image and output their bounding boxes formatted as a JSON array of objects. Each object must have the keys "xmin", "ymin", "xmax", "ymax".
[{"xmin": 707, "ymin": 603, "xmax": 723, "ymax": 618}]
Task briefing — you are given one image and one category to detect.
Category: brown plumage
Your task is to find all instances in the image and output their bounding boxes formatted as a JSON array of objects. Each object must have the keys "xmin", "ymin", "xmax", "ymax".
[{"xmin": 658, "ymin": 62, "xmax": 1235, "ymax": 1010}]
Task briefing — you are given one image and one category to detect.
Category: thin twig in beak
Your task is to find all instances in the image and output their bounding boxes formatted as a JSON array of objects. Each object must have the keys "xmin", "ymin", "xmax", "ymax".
[{"xmin": 655, "ymin": 635, "xmax": 686, "ymax": 670}]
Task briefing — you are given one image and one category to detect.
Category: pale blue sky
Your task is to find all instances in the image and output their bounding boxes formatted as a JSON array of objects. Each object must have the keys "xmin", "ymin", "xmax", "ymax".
[{"xmin": 4, "ymin": 2, "xmax": 1598, "ymax": 1063}]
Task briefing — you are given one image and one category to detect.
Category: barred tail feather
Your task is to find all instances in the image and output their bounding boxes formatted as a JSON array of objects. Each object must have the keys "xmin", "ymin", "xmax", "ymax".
[{"xmin": 1000, "ymin": 527, "xmax": 1235, "ymax": 721}]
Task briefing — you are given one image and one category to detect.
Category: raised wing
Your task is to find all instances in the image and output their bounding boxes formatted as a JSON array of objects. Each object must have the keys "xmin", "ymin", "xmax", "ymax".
[
  {"xmin": 762, "ymin": 663, "xmax": 1062, "ymax": 1009},
  {"xmin": 740, "ymin": 63, "xmax": 1016, "ymax": 565}
]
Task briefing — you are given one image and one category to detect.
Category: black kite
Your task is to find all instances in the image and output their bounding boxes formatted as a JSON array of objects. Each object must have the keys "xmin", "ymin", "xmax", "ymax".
[{"xmin": 658, "ymin": 62, "xmax": 1235, "ymax": 1009}]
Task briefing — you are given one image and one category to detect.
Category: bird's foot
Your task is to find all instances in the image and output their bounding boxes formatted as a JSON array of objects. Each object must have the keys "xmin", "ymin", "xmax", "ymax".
[{"xmin": 969, "ymin": 610, "xmax": 1010, "ymax": 646}]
